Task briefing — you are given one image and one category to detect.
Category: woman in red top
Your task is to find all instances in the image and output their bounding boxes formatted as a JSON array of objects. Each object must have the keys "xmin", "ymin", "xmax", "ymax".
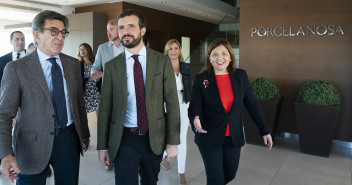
[{"xmin": 188, "ymin": 38, "xmax": 273, "ymax": 185}]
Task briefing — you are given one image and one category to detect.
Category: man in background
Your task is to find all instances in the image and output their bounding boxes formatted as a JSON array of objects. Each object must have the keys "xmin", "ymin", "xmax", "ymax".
[
  {"xmin": 91, "ymin": 19, "xmax": 124, "ymax": 80},
  {"xmin": 26, "ymin": 42, "xmax": 36, "ymax": 55},
  {"xmin": 0, "ymin": 31, "xmax": 26, "ymax": 84}
]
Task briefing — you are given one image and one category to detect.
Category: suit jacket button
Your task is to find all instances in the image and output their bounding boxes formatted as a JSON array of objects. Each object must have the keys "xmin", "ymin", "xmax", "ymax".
[{"xmin": 50, "ymin": 132, "xmax": 55, "ymax": 135}]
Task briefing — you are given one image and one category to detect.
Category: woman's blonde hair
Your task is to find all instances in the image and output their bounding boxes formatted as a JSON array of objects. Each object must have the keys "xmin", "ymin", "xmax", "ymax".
[{"xmin": 164, "ymin": 39, "xmax": 184, "ymax": 62}]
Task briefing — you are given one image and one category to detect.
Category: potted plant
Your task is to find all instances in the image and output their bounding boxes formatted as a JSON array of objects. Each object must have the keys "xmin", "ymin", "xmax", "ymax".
[
  {"xmin": 243, "ymin": 78, "xmax": 282, "ymax": 145},
  {"xmin": 295, "ymin": 80, "xmax": 340, "ymax": 157}
]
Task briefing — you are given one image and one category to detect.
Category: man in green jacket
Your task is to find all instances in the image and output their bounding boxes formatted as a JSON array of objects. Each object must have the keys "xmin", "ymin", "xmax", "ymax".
[{"xmin": 97, "ymin": 9, "xmax": 180, "ymax": 185}]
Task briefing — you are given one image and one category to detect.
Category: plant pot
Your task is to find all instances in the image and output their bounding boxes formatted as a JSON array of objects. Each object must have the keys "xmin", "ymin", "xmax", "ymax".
[
  {"xmin": 243, "ymin": 99, "xmax": 282, "ymax": 146},
  {"xmin": 294, "ymin": 102, "xmax": 340, "ymax": 157}
]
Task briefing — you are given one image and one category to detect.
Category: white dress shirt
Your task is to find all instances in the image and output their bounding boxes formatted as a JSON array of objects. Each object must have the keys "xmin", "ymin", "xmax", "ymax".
[
  {"xmin": 12, "ymin": 50, "xmax": 26, "ymax": 61},
  {"xmin": 124, "ymin": 46, "xmax": 147, "ymax": 128}
]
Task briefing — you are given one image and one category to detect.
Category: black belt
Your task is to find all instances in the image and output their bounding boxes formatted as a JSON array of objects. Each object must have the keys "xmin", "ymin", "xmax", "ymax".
[
  {"xmin": 58, "ymin": 123, "xmax": 74, "ymax": 135},
  {"xmin": 124, "ymin": 127, "xmax": 148, "ymax": 135}
]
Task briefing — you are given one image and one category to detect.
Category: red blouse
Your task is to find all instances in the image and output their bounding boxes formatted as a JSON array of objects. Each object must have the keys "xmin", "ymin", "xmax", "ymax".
[{"xmin": 216, "ymin": 74, "xmax": 234, "ymax": 136}]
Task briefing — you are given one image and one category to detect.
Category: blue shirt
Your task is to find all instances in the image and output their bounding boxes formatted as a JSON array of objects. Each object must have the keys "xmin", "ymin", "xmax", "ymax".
[
  {"xmin": 109, "ymin": 40, "xmax": 125, "ymax": 57},
  {"xmin": 124, "ymin": 46, "xmax": 147, "ymax": 127},
  {"xmin": 37, "ymin": 48, "xmax": 74, "ymax": 127}
]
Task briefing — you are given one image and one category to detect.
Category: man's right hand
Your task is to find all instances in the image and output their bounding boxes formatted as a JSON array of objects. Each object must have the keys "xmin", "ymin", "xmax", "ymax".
[
  {"xmin": 98, "ymin": 150, "xmax": 111, "ymax": 167},
  {"xmin": 91, "ymin": 71, "xmax": 103, "ymax": 79},
  {"xmin": 0, "ymin": 154, "xmax": 20, "ymax": 183}
]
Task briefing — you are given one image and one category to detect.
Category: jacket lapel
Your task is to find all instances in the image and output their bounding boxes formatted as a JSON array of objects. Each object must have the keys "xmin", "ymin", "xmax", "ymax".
[
  {"xmin": 60, "ymin": 54, "xmax": 75, "ymax": 111},
  {"xmin": 145, "ymin": 49, "xmax": 157, "ymax": 93},
  {"xmin": 114, "ymin": 52, "xmax": 128, "ymax": 98},
  {"xmin": 25, "ymin": 51, "xmax": 53, "ymax": 106},
  {"xmin": 229, "ymin": 72, "xmax": 240, "ymax": 113},
  {"xmin": 208, "ymin": 72, "xmax": 228, "ymax": 114}
]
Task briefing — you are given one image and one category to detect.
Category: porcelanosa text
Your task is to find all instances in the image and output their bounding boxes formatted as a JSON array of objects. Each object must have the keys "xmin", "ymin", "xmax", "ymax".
[{"xmin": 251, "ymin": 25, "xmax": 344, "ymax": 37}]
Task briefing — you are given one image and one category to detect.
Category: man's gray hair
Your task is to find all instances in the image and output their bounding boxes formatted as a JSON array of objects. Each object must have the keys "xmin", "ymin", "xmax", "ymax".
[{"xmin": 32, "ymin": 10, "xmax": 69, "ymax": 32}]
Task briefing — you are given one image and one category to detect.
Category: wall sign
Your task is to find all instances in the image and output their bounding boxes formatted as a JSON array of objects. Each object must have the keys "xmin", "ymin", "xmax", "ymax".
[{"xmin": 251, "ymin": 25, "xmax": 344, "ymax": 37}]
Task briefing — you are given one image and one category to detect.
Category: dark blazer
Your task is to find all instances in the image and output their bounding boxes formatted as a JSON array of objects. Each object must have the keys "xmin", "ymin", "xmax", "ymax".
[
  {"xmin": 97, "ymin": 48, "xmax": 180, "ymax": 159},
  {"xmin": 0, "ymin": 52, "xmax": 13, "ymax": 85},
  {"xmin": 80, "ymin": 61, "xmax": 102, "ymax": 92},
  {"xmin": 0, "ymin": 50, "xmax": 90, "ymax": 174},
  {"xmin": 179, "ymin": 62, "xmax": 191, "ymax": 103},
  {"xmin": 188, "ymin": 69, "xmax": 270, "ymax": 149}
]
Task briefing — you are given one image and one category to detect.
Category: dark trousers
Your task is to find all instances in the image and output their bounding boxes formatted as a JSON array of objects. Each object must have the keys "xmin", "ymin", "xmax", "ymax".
[
  {"xmin": 198, "ymin": 136, "xmax": 241, "ymax": 185},
  {"xmin": 17, "ymin": 125, "xmax": 81, "ymax": 185},
  {"xmin": 114, "ymin": 130, "xmax": 162, "ymax": 185}
]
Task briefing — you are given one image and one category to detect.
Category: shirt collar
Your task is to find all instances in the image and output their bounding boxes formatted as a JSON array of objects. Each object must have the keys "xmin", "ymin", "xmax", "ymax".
[
  {"xmin": 36, "ymin": 48, "xmax": 60, "ymax": 62},
  {"xmin": 109, "ymin": 40, "xmax": 114, "ymax": 46},
  {"xmin": 125, "ymin": 45, "xmax": 147, "ymax": 60},
  {"xmin": 12, "ymin": 50, "xmax": 26, "ymax": 58}
]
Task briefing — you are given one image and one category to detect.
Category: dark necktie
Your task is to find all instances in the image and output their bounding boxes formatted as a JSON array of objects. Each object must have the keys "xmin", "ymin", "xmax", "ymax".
[
  {"xmin": 16, "ymin": 53, "xmax": 20, "ymax": 59},
  {"xmin": 48, "ymin": 57, "xmax": 68, "ymax": 133},
  {"xmin": 132, "ymin": 55, "xmax": 148, "ymax": 134}
]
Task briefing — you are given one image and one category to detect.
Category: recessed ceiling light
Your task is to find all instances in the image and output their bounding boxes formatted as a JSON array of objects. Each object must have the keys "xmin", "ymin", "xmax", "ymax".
[
  {"xmin": 188, "ymin": 9, "xmax": 191, "ymax": 12},
  {"xmin": 161, "ymin": 1, "xmax": 167, "ymax": 4}
]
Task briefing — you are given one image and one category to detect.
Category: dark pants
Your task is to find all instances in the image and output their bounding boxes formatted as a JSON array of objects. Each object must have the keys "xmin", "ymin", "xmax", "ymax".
[
  {"xmin": 198, "ymin": 136, "xmax": 241, "ymax": 185},
  {"xmin": 114, "ymin": 130, "xmax": 162, "ymax": 185},
  {"xmin": 17, "ymin": 125, "xmax": 81, "ymax": 185}
]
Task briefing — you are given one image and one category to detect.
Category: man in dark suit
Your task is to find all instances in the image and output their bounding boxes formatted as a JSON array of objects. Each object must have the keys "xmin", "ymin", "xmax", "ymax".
[
  {"xmin": 0, "ymin": 31, "xmax": 26, "ymax": 85},
  {"xmin": 0, "ymin": 10, "xmax": 90, "ymax": 185},
  {"xmin": 97, "ymin": 9, "xmax": 180, "ymax": 185}
]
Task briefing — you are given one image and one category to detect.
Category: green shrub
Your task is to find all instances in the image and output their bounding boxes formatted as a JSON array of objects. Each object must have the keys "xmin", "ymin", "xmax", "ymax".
[
  {"xmin": 298, "ymin": 80, "xmax": 340, "ymax": 106},
  {"xmin": 251, "ymin": 78, "xmax": 281, "ymax": 101}
]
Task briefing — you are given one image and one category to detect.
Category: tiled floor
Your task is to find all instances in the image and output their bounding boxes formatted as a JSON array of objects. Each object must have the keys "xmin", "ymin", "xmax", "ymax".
[{"xmin": 1, "ymin": 113, "xmax": 351, "ymax": 185}]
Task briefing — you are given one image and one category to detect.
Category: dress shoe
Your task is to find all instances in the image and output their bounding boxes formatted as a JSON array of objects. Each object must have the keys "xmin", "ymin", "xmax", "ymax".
[
  {"xmin": 106, "ymin": 162, "xmax": 113, "ymax": 171},
  {"xmin": 179, "ymin": 173, "xmax": 187, "ymax": 185},
  {"xmin": 161, "ymin": 157, "xmax": 170, "ymax": 171}
]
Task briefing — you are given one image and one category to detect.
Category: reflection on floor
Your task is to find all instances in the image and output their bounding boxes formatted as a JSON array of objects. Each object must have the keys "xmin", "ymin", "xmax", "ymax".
[{"xmin": 1, "ymin": 113, "xmax": 351, "ymax": 185}]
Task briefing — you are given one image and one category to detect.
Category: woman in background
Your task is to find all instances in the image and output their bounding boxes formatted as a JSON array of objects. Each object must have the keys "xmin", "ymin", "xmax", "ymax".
[
  {"xmin": 188, "ymin": 38, "xmax": 273, "ymax": 185},
  {"xmin": 77, "ymin": 43, "xmax": 101, "ymax": 116},
  {"xmin": 161, "ymin": 39, "xmax": 191, "ymax": 185}
]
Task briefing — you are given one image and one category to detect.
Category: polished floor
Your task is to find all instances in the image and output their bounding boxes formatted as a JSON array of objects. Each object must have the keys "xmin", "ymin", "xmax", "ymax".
[{"xmin": 1, "ymin": 113, "xmax": 351, "ymax": 185}]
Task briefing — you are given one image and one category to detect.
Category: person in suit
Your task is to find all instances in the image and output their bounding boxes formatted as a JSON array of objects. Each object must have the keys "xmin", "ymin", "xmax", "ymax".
[
  {"xmin": 91, "ymin": 19, "xmax": 124, "ymax": 80},
  {"xmin": 160, "ymin": 39, "xmax": 191, "ymax": 185},
  {"xmin": 188, "ymin": 38, "xmax": 273, "ymax": 185},
  {"xmin": 0, "ymin": 10, "xmax": 90, "ymax": 185},
  {"xmin": 97, "ymin": 9, "xmax": 180, "ymax": 185},
  {"xmin": 0, "ymin": 31, "xmax": 26, "ymax": 85},
  {"xmin": 26, "ymin": 42, "xmax": 36, "ymax": 55}
]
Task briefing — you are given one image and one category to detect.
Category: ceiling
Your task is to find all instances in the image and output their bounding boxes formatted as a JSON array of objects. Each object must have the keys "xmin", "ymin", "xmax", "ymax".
[{"xmin": 0, "ymin": 0, "xmax": 238, "ymax": 33}]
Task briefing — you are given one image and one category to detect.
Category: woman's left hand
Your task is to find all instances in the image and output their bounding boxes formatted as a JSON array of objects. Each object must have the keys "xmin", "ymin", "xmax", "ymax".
[{"xmin": 263, "ymin": 134, "xmax": 273, "ymax": 150}]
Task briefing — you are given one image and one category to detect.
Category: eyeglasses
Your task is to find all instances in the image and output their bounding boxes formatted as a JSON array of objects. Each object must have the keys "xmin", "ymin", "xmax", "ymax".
[{"xmin": 40, "ymin": 28, "xmax": 69, "ymax": 38}]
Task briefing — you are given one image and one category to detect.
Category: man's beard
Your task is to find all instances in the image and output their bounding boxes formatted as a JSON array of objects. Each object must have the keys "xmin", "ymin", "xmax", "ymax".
[{"xmin": 121, "ymin": 33, "xmax": 141, "ymax": 48}]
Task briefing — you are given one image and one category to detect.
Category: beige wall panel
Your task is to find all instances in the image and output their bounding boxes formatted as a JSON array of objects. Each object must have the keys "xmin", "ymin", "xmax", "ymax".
[
  {"xmin": 68, "ymin": 13, "xmax": 82, "ymax": 31},
  {"xmin": 82, "ymin": 30, "xmax": 94, "ymax": 49},
  {"xmin": 62, "ymin": 30, "xmax": 83, "ymax": 58},
  {"xmin": 81, "ymin": 12, "xmax": 94, "ymax": 30}
]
